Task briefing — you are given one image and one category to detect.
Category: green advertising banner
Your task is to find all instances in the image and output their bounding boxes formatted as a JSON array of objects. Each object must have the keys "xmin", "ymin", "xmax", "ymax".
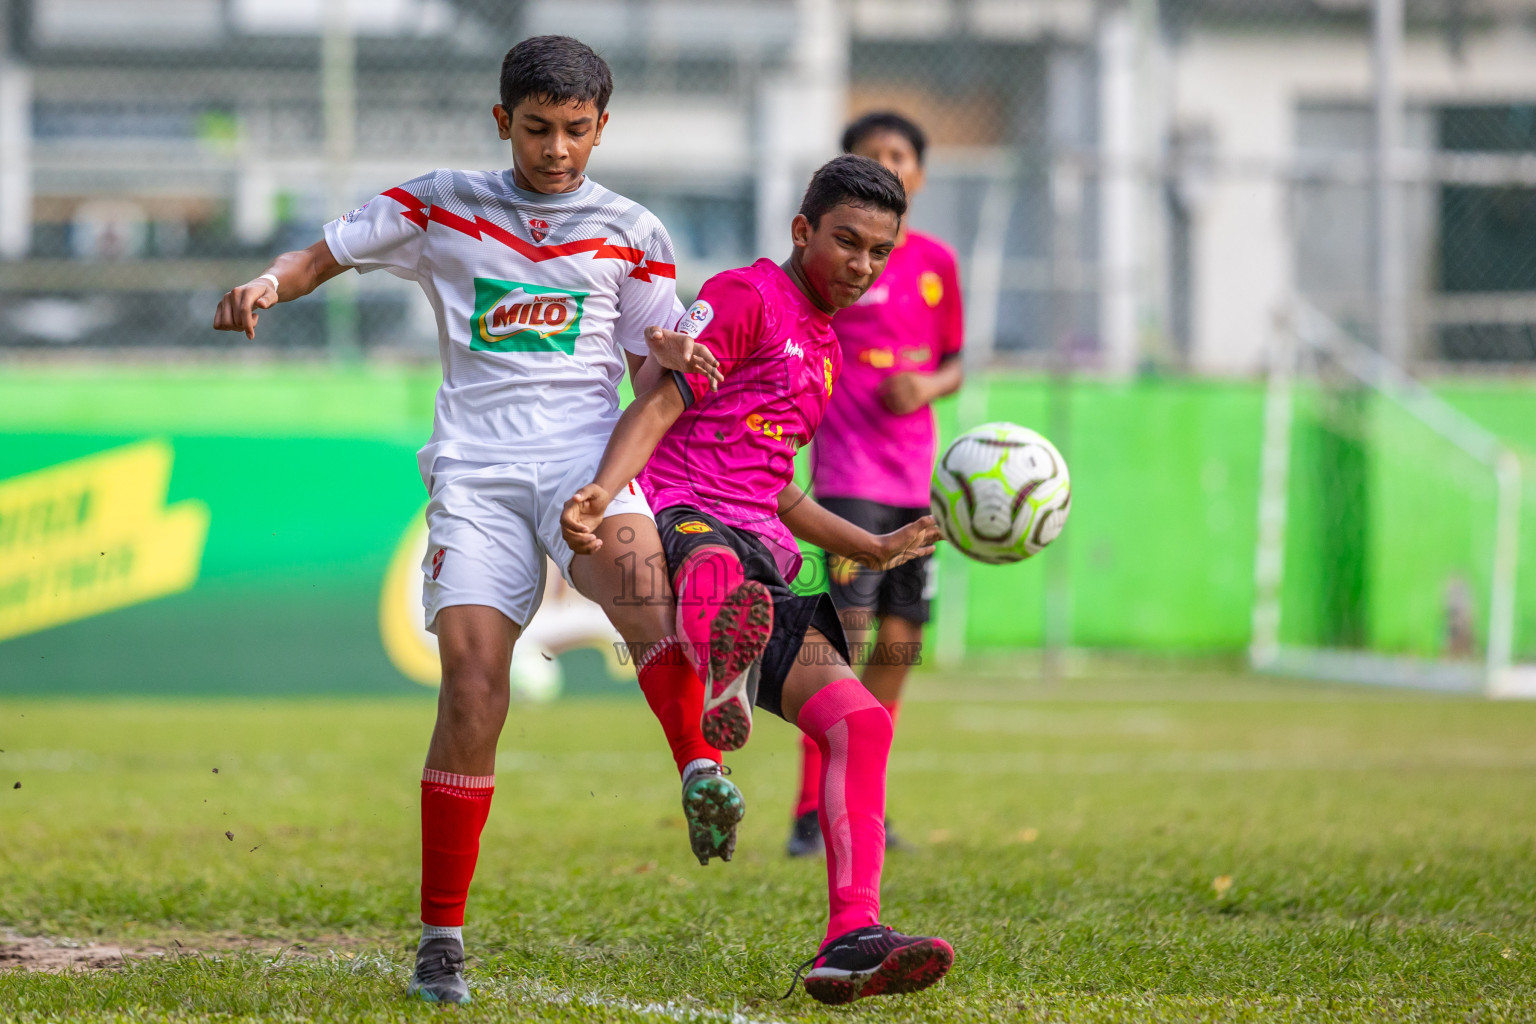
[
  {"xmin": 3, "ymin": 368, "xmax": 1534, "ymax": 695},
  {"xmin": 1, "ymin": 430, "xmax": 425, "ymax": 695}
]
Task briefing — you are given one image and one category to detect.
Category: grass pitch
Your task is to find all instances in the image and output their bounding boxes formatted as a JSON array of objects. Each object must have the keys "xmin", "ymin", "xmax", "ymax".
[{"xmin": 2, "ymin": 668, "xmax": 1535, "ymax": 1022}]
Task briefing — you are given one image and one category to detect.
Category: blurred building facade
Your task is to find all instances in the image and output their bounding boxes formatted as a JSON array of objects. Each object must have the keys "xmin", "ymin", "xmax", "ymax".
[{"xmin": 0, "ymin": 0, "xmax": 1533, "ymax": 370}]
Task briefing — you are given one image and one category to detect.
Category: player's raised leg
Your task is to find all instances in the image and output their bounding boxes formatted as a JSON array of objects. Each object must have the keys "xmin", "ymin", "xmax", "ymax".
[
  {"xmin": 565, "ymin": 510, "xmax": 746, "ymax": 865},
  {"xmin": 410, "ymin": 603, "xmax": 517, "ymax": 1004},
  {"xmin": 779, "ymin": 631, "xmax": 952, "ymax": 1005},
  {"xmin": 673, "ymin": 541, "xmax": 774, "ymax": 752}
]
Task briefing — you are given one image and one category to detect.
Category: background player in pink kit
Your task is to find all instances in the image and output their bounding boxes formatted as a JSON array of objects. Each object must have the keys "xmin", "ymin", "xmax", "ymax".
[
  {"xmin": 213, "ymin": 36, "xmax": 742, "ymax": 1004},
  {"xmin": 789, "ymin": 112, "xmax": 965, "ymax": 857},
  {"xmin": 563, "ymin": 156, "xmax": 953, "ymax": 1005}
]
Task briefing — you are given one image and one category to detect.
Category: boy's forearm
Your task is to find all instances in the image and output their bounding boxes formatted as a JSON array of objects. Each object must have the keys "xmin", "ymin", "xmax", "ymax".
[
  {"xmin": 592, "ymin": 382, "xmax": 686, "ymax": 496},
  {"xmin": 263, "ymin": 241, "xmax": 348, "ymax": 302},
  {"xmin": 631, "ymin": 355, "xmax": 666, "ymax": 396},
  {"xmin": 777, "ymin": 483, "xmax": 880, "ymax": 560}
]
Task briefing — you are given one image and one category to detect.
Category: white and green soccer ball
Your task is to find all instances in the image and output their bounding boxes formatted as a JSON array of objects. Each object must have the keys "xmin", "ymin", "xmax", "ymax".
[{"xmin": 930, "ymin": 422, "xmax": 1071, "ymax": 565}]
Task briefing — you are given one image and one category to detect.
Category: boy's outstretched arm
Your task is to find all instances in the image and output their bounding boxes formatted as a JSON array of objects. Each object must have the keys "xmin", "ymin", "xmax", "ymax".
[
  {"xmin": 213, "ymin": 240, "xmax": 351, "ymax": 340},
  {"xmin": 777, "ymin": 482, "xmax": 940, "ymax": 570},
  {"xmin": 561, "ymin": 380, "xmax": 687, "ymax": 554},
  {"xmin": 645, "ymin": 325, "xmax": 723, "ymax": 390}
]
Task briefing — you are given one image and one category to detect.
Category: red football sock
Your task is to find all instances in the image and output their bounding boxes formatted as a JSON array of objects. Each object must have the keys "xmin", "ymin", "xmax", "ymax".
[
  {"xmin": 637, "ymin": 636, "xmax": 722, "ymax": 775},
  {"xmin": 419, "ymin": 769, "xmax": 495, "ymax": 927},
  {"xmin": 674, "ymin": 547, "xmax": 745, "ymax": 673},
  {"xmin": 797, "ymin": 678, "xmax": 894, "ymax": 945},
  {"xmin": 880, "ymin": 699, "xmax": 901, "ymax": 730},
  {"xmin": 794, "ymin": 731, "xmax": 822, "ymax": 818}
]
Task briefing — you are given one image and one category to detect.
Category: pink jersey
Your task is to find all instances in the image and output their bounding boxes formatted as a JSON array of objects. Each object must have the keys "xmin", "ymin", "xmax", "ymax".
[
  {"xmin": 640, "ymin": 258, "xmax": 841, "ymax": 582},
  {"xmin": 811, "ymin": 231, "xmax": 963, "ymax": 507}
]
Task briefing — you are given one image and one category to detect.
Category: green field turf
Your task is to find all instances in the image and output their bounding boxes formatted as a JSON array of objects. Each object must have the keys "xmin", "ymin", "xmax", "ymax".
[{"xmin": 3, "ymin": 669, "xmax": 1536, "ymax": 1022}]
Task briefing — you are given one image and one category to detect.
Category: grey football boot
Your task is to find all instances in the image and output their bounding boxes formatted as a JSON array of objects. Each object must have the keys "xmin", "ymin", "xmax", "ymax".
[
  {"xmin": 682, "ymin": 762, "xmax": 746, "ymax": 865},
  {"xmin": 407, "ymin": 934, "xmax": 471, "ymax": 1004}
]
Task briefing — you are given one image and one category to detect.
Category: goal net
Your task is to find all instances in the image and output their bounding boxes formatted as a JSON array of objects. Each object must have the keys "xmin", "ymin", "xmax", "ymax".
[{"xmin": 1251, "ymin": 301, "xmax": 1536, "ymax": 697}]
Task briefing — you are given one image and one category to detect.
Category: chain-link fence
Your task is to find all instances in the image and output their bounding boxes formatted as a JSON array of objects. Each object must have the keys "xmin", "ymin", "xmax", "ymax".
[{"xmin": 0, "ymin": 0, "xmax": 1533, "ymax": 369}]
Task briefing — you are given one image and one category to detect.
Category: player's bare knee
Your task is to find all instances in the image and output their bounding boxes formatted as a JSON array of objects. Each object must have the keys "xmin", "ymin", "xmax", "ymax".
[
  {"xmin": 439, "ymin": 658, "xmax": 510, "ymax": 718},
  {"xmin": 437, "ymin": 625, "xmax": 516, "ymax": 687},
  {"xmin": 779, "ymin": 630, "xmax": 859, "ymax": 723},
  {"xmin": 604, "ymin": 602, "xmax": 675, "ymax": 651}
]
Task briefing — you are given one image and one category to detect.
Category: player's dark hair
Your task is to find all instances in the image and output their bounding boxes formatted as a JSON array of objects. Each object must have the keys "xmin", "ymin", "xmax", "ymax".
[
  {"xmin": 798, "ymin": 155, "xmax": 908, "ymax": 229},
  {"xmin": 842, "ymin": 111, "xmax": 928, "ymax": 166},
  {"xmin": 500, "ymin": 35, "xmax": 614, "ymax": 115}
]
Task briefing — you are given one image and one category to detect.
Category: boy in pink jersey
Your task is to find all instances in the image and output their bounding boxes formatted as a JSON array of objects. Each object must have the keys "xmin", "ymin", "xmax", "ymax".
[
  {"xmin": 562, "ymin": 156, "xmax": 954, "ymax": 1005},
  {"xmin": 789, "ymin": 113, "xmax": 965, "ymax": 858}
]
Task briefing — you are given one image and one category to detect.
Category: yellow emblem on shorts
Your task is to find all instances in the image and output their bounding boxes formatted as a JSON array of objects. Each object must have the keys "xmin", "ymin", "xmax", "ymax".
[
  {"xmin": 920, "ymin": 271, "xmax": 943, "ymax": 308},
  {"xmin": 829, "ymin": 554, "xmax": 861, "ymax": 586},
  {"xmin": 675, "ymin": 520, "xmax": 713, "ymax": 534},
  {"xmin": 823, "ymin": 356, "xmax": 835, "ymax": 396}
]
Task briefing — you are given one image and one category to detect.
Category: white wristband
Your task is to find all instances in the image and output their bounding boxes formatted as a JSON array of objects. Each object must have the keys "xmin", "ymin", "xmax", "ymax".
[{"xmin": 257, "ymin": 273, "xmax": 280, "ymax": 298}]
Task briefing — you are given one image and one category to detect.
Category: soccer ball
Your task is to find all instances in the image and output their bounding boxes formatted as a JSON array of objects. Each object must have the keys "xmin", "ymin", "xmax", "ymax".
[{"xmin": 930, "ymin": 422, "xmax": 1071, "ymax": 564}]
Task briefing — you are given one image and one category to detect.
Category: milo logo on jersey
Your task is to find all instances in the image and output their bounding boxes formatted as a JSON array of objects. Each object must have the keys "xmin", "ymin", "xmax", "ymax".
[{"xmin": 471, "ymin": 277, "xmax": 587, "ymax": 353}]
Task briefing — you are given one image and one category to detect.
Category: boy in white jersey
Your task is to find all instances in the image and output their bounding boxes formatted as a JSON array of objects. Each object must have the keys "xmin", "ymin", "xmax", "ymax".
[{"xmin": 213, "ymin": 35, "xmax": 742, "ymax": 1004}]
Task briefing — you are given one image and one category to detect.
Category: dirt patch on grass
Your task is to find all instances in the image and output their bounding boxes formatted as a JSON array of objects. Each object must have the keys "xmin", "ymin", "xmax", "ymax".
[
  {"xmin": 0, "ymin": 934, "xmax": 136, "ymax": 973},
  {"xmin": 0, "ymin": 931, "xmax": 378, "ymax": 974}
]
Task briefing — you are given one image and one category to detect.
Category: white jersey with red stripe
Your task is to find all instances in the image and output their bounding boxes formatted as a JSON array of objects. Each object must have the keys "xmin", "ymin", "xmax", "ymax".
[{"xmin": 324, "ymin": 169, "xmax": 679, "ymax": 482}]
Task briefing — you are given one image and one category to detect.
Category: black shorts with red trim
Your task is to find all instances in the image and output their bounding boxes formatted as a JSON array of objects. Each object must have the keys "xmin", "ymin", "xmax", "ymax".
[
  {"xmin": 819, "ymin": 496, "xmax": 935, "ymax": 625},
  {"xmin": 655, "ymin": 504, "xmax": 851, "ymax": 722}
]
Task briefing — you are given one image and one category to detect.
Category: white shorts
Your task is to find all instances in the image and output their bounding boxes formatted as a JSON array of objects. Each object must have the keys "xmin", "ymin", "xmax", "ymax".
[{"xmin": 421, "ymin": 454, "xmax": 652, "ymax": 632}]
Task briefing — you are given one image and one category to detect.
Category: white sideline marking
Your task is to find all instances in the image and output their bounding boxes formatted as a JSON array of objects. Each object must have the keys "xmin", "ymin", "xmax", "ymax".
[
  {"xmin": 504, "ymin": 981, "xmax": 791, "ymax": 1024},
  {"xmin": 558, "ymin": 992, "xmax": 789, "ymax": 1024}
]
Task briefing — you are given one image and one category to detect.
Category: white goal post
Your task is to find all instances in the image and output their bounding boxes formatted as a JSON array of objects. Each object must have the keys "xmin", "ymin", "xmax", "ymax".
[{"xmin": 1250, "ymin": 299, "xmax": 1535, "ymax": 698}]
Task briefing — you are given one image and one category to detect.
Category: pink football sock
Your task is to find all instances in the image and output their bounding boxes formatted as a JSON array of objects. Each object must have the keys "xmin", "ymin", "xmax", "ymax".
[
  {"xmin": 794, "ymin": 731, "xmax": 822, "ymax": 818},
  {"xmin": 673, "ymin": 547, "xmax": 745, "ymax": 673},
  {"xmin": 797, "ymin": 678, "xmax": 894, "ymax": 945},
  {"xmin": 796, "ymin": 698, "xmax": 898, "ymax": 819}
]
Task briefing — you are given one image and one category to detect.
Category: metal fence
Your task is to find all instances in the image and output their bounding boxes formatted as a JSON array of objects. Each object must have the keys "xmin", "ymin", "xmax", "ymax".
[{"xmin": 0, "ymin": 0, "xmax": 1533, "ymax": 371}]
